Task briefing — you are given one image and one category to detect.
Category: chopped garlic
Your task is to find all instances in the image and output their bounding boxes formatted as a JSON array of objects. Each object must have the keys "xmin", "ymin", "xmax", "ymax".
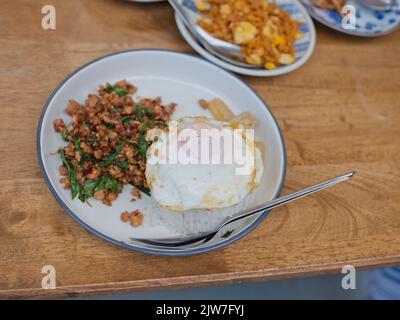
[
  {"xmin": 278, "ymin": 53, "xmax": 294, "ymax": 65},
  {"xmin": 233, "ymin": 21, "xmax": 258, "ymax": 45},
  {"xmin": 245, "ymin": 53, "xmax": 262, "ymax": 66},
  {"xmin": 262, "ymin": 20, "xmax": 278, "ymax": 39}
]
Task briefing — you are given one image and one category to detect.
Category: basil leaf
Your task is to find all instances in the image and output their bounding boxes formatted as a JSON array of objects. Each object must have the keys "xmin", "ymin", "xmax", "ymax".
[
  {"xmin": 136, "ymin": 133, "xmax": 148, "ymax": 160},
  {"xmin": 100, "ymin": 145, "xmax": 121, "ymax": 168},
  {"xmin": 145, "ymin": 107, "xmax": 154, "ymax": 118},
  {"xmin": 154, "ymin": 120, "xmax": 168, "ymax": 128},
  {"xmin": 104, "ymin": 122, "xmax": 115, "ymax": 129},
  {"xmin": 59, "ymin": 149, "xmax": 80, "ymax": 199},
  {"xmin": 82, "ymin": 153, "xmax": 98, "ymax": 164},
  {"xmin": 78, "ymin": 192, "xmax": 86, "ymax": 203},
  {"xmin": 61, "ymin": 129, "xmax": 69, "ymax": 142},
  {"xmin": 97, "ymin": 175, "xmax": 119, "ymax": 193},
  {"xmin": 74, "ymin": 138, "xmax": 97, "ymax": 164},
  {"xmin": 121, "ymin": 116, "xmax": 132, "ymax": 124},
  {"xmin": 105, "ymin": 85, "xmax": 114, "ymax": 93},
  {"xmin": 83, "ymin": 179, "xmax": 98, "ymax": 198},
  {"xmin": 73, "ymin": 138, "xmax": 85, "ymax": 165},
  {"xmin": 135, "ymin": 184, "xmax": 151, "ymax": 197},
  {"xmin": 105, "ymin": 85, "xmax": 128, "ymax": 96},
  {"xmin": 114, "ymin": 87, "xmax": 128, "ymax": 97},
  {"xmin": 135, "ymin": 104, "xmax": 145, "ymax": 121},
  {"xmin": 73, "ymin": 138, "xmax": 84, "ymax": 156},
  {"xmin": 116, "ymin": 161, "xmax": 129, "ymax": 170}
]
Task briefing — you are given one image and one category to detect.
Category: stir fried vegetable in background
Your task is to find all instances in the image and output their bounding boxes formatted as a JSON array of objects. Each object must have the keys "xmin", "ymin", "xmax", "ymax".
[
  {"xmin": 196, "ymin": 0, "xmax": 303, "ymax": 69},
  {"xmin": 53, "ymin": 80, "xmax": 176, "ymax": 205}
]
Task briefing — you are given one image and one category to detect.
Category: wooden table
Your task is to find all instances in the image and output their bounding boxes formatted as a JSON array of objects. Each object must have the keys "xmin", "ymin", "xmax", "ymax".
[{"xmin": 1, "ymin": 0, "xmax": 400, "ymax": 299}]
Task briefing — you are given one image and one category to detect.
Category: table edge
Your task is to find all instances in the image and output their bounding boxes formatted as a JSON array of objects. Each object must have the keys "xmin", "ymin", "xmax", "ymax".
[{"xmin": 2, "ymin": 256, "xmax": 400, "ymax": 299}]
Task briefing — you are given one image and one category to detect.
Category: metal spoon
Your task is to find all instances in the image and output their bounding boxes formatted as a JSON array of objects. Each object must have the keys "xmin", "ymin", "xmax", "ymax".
[
  {"xmin": 357, "ymin": 0, "xmax": 397, "ymax": 10},
  {"xmin": 130, "ymin": 171, "xmax": 355, "ymax": 249},
  {"xmin": 168, "ymin": 0, "xmax": 259, "ymax": 69}
]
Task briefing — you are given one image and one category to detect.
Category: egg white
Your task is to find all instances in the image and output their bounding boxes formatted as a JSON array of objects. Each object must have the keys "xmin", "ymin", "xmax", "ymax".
[{"xmin": 145, "ymin": 116, "xmax": 264, "ymax": 211}]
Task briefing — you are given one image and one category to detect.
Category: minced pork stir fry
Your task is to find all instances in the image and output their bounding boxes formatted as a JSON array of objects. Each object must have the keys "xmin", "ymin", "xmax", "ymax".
[{"xmin": 53, "ymin": 80, "xmax": 176, "ymax": 206}]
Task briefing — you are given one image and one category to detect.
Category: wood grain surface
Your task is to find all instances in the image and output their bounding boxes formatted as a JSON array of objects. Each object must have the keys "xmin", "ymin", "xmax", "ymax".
[{"xmin": 1, "ymin": 0, "xmax": 400, "ymax": 299}]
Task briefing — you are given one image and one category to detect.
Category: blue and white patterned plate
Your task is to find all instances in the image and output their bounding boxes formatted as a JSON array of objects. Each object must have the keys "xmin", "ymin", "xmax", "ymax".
[
  {"xmin": 301, "ymin": 0, "xmax": 400, "ymax": 36},
  {"xmin": 176, "ymin": 0, "xmax": 316, "ymax": 76}
]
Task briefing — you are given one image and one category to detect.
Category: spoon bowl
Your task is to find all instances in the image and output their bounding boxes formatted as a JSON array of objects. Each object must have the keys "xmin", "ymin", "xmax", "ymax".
[{"xmin": 168, "ymin": 0, "xmax": 260, "ymax": 69}]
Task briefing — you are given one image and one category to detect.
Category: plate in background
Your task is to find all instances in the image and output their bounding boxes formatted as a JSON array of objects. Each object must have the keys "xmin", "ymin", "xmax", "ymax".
[
  {"xmin": 176, "ymin": 0, "xmax": 316, "ymax": 76},
  {"xmin": 301, "ymin": 0, "xmax": 400, "ymax": 36},
  {"xmin": 37, "ymin": 49, "xmax": 286, "ymax": 256}
]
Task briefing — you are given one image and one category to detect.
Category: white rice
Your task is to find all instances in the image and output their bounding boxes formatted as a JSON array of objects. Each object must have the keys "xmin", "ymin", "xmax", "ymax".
[{"xmin": 147, "ymin": 192, "xmax": 256, "ymax": 235}]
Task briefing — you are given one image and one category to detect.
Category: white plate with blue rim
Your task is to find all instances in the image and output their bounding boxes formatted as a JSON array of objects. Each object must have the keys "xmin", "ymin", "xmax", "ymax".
[
  {"xmin": 175, "ymin": 0, "xmax": 316, "ymax": 77},
  {"xmin": 300, "ymin": 0, "xmax": 400, "ymax": 36},
  {"xmin": 37, "ymin": 49, "xmax": 286, "ymax": 256}
]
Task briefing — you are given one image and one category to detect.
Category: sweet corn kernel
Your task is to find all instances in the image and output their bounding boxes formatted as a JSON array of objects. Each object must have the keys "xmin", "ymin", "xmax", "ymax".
[
  {"xmin": 195, "ymin": 0, "xmax": 211, "ymax": 11},
  {"xmin": 220, "ymin": 4, "xmax": 231, "ymax": 15},
  {"xmin": 264, "ymin": 62, "xmax": 276, "ymax": 70},
  {"xmin": 233, "ymin": 21, "xmax": 258, "ymax": 45},
  {"xmin": 273, "ymin": 35, "xmax": 286, "ymax": 46}
]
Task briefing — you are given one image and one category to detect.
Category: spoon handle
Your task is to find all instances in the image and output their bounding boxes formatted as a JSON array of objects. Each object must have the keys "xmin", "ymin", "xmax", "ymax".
[
  {"xmin": 168, "ymin": 0, "xmax": 202, "ymax": 40},
  {"xmin": 221, "ymin": 171, "xmax": 355, "ymax": 228}
]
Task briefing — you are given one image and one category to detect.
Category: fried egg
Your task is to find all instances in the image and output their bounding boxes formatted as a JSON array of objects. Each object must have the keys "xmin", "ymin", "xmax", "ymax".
[{"xmin": 145, "ymin": 116, "xmax": 264, "ymax": 211}]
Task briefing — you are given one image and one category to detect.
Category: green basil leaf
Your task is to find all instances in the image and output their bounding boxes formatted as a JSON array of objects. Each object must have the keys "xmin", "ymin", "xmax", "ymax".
[
  {"xmin": 100, "ymin": 145, "xmax": 121, "ymax": 168},
  {"xmin": 116, "ymin": 161, "xmax": 129, "ymax": 170},
  {"xmin": 61, "ymin": 129, "xmax": 69, "ymax": 142},
  {"xmin": 136, "ymin": 134, "xmax": 148, "ymax": 160},
  {"xmin": 104, "ymin": 122, "xmax": 115, "ymax": 129},
  {"xmin": 105, "ymin": 84, "xmax": 114, "ymax": 93},
  {"xmin": 105, "ymin": 85, "xmax": 128, "ymax": 96},
  {"xmin": 96, "ymin": 175, "xmax": 119, "ymax": 193},
  {"xmin": 145, "ymin": 107, "xmax": 154, "ymax": 118},
  {"xmin": 83, "ymin": 179, "xmax": 98, "ymax": 198},
  {"xmin": 59, "ymin": 149, "xmax": 79, "ymax": 199},
  {"xmin": 121, "ymin": 116, "xmax": 132, "ymax": 124},
  {"xmin": 114, "ymin": 87, "xmax": 128, "ymax": 97},
  {"xmin": 135, "ymin": 104, "xmax": 145, "ymax": 121},
  {"xmin": 135, "ymin": 184, "xmax": 151, "ymax": 197}
]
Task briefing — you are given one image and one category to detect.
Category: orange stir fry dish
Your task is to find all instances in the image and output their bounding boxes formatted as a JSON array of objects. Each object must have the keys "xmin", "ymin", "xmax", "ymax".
[{"xmin": 196, "ymin": 0, "xmax": 303, "ymax": 69}]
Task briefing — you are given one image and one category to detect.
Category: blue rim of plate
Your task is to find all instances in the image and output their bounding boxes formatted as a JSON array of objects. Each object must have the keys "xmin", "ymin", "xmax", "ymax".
[
  {"xmin": 300, "ymin": 0, "xmax": 400, "ymax": 37},
  {"xmin": 36, "ymin": 49, "xmax": 287, "ymax": 256}
]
